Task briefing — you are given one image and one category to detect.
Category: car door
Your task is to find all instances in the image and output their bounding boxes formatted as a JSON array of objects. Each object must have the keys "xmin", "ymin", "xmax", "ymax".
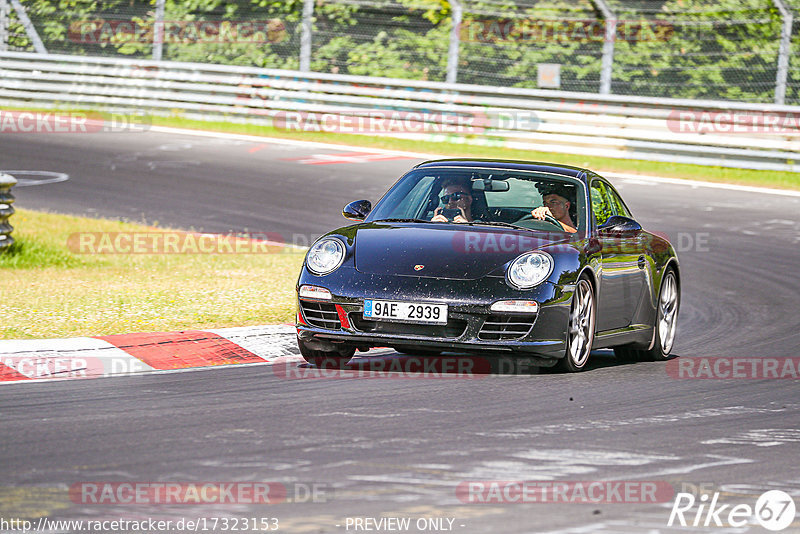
[{"xmin": 591, "ymin": 178, "xmax": 646, "ymax": 331}]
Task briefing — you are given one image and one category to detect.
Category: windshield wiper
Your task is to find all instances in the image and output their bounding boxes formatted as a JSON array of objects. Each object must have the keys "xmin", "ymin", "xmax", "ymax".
[
  {"xmin": 461, "ymin": 220, "xmax": 531, "ymax": 230},
  {"xmin": 374, "ymin": 218, "xmax": 435, "ymax": 224},
  {"xmin": 375, "ymin": 219, "xmax": 540, "ymax": 231}
]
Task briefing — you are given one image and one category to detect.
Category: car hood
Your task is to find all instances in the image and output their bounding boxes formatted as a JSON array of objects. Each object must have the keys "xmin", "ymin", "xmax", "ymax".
[{"xmin": 352, "ymin": 222, "xmax": 571, "ymax": 280}]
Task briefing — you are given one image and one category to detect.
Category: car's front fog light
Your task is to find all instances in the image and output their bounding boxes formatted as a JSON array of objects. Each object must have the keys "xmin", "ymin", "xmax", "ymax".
[
  {"xmin": 490, "ymin": 300, "xmax": 539, "ymax": 313},
  {"xmin": 299, "ymin": 285, "xmax": 332, "ymax": 300}
]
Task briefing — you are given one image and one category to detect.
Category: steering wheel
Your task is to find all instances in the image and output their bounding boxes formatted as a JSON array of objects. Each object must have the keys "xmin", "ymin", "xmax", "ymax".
[{"xmin": 517, "ymin": 212, "xmax": 564, "ymax": 229}]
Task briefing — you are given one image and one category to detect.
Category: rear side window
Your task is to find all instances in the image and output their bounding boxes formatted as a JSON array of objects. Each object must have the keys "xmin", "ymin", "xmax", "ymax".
[
  {"xmin": 591, "ymin": 179, "xmax": 632, "ymax": 226},
  {"xmin": 606, "ymin": 185, "xmax": 632, "ymax": 218},
  {"xmin": 590, "ymin": 180, "xmax": 614, "ymax": 226}
]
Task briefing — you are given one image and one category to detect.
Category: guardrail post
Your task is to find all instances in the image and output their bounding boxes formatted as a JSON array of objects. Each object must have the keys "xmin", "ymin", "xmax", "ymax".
[
  {"xmin": 0, "ymin": 173, "xmax": 17, "ymax": 251},
  {"xmin": 591, "ymin": 0, "xmax": 616, "ymax": 94},
  {"xmin": 0, "ymin": 0, "xmax": 8, "ymax": 52},
  {"xmin": 772, "ymin": 0, "xmax": 793, "ymax": 105},
  {"xmin": 9, "ymin": 0, "xmax": 46, "ymax": 54},
  {"xmin": 299, "ymin": 0, "xmax": 314, "ymax": 72},
  {"xmin": 153, "ymin": 0, "xmax": 165, "ymax": 61},
  {"xmin": 446, "ymin": 0, "xmax": 462, "ymax": 84}
]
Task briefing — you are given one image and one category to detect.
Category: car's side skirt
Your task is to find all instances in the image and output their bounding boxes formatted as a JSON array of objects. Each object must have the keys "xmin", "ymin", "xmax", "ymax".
[{"xmin": 592, "ymin": 324, "xmax": 652, "ymax": 349}]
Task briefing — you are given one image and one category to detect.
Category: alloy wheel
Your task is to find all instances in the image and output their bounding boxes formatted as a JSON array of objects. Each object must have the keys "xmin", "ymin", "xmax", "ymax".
[
  {"xmin": 566, "ymin": 278, "xmax": 595, "ymax": 369},
  {"xmin": 658, "ymin": 271, "xmax": 679, "ymax": 354}
]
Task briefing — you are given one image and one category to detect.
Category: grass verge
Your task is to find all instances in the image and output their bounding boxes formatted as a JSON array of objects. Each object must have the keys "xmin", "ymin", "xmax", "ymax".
[{"xmin": 0, "ymin": 209, "xmax": 303, "ymax": 339}]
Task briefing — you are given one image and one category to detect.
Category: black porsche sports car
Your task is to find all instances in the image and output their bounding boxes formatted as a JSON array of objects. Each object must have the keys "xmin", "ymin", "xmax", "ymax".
[{"xmin": 295, "ymin": 159, "xmax": 680, "ymax": 372}]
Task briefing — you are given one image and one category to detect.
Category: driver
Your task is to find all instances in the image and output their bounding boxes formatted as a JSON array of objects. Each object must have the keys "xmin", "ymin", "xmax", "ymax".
[
  {"xmin": 530, "ymin": 185, "xmax": 577, "ymax": 233},
  {"xmin": 431, "ymin": 177, "xmax": 475, "ymax": 223}
]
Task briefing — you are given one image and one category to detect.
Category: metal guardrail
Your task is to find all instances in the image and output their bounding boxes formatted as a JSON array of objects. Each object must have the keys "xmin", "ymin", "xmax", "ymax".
[
  {"xmin": 0, "ymin": 172, "xmax": 16, "ymax": 250},
  {"xmin": 1, "ymin": 51, "xmax": 798, "ymax": 172}
]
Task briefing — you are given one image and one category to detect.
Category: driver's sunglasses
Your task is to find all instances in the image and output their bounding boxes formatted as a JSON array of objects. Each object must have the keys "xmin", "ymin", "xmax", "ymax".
[{"xmin": 441, "ymin": 192, "xmax": 467, "ymax": 204}]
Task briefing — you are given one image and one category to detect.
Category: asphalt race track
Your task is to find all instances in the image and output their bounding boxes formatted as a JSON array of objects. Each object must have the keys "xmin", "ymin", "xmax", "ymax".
[
  {"xmin": 2, "ymin": 129, "xmax": 800, "ymax": 533},
  {"xmin": 3, "ymin": 129, "xmax": 407, "ymax": 238}
]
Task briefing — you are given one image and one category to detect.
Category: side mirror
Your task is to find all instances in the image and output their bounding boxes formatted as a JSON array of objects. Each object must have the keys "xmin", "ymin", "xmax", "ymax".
[
  {"xmin": 599, "ymin": 215, "xmax": 642, "ymax": 237},
  {"xmin": 343, "ymin": 200, "xmax": 372, "ymax": 221}
]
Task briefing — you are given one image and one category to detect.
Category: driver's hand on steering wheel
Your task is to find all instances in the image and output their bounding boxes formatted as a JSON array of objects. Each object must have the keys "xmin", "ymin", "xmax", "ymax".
[{"xmin": 530, "ymin": 206, "xmax": 553, "ymax": 220}]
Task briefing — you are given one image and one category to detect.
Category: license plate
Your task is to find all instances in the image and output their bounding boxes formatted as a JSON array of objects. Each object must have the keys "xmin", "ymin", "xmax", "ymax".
[{"xmin": 363, "ymin": 299, "xmax": 447, "ymax": 324}]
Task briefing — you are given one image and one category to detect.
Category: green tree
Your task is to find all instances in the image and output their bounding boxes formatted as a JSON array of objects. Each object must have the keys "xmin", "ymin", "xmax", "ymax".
[{"xmin": 609, "ymin": 0, "xmax": 785, "ymax": 101}]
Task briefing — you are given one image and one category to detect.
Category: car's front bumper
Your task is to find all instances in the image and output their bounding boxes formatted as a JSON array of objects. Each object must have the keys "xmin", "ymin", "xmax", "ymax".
[{"xmin": 296, "ymin": 267, "xmax": 572, "ymax": 361}]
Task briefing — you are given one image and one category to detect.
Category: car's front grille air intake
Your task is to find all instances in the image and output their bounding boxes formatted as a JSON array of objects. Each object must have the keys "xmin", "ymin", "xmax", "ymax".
[
  {"xmin": 300, "ymin": 301, "xmax": 341, "ymax": 330},
  {"xmin": 478, "ymin": 315, "xmax": 536, "ymax": 341}
]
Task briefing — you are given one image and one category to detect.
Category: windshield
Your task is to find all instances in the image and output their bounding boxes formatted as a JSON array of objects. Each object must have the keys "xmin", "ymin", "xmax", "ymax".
[{"xmin": 366, "ymin": 167, "xmax": 586, "ymax": 235}]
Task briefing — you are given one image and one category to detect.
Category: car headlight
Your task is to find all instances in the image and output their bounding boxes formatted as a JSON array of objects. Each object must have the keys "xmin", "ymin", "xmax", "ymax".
[
  {"xmin": 507, "ymin": 251, "xmax": 554, "ymax": 289},
  {"xmin": 306, "ymin": 238, "xmax": 346, "ymax": 275}
]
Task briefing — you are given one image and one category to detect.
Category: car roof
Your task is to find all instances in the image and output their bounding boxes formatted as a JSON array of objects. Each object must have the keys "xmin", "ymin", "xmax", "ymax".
[{"xmin": 413, "ymin": 158, "xmax": 589, "ymax": 181}]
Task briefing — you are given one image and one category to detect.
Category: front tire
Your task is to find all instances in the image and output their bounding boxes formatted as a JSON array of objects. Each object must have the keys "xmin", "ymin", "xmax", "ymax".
[
  {"xmin": 559, "ymin": 277, "xmax": 595, "ymax": 372},
  {"xmin": 298, "ymin": 337, "xmax": 355, "ymax": 368}
]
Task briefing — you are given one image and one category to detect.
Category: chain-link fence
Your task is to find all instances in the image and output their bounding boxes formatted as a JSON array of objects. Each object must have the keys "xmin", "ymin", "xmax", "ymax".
[{"xmin": 1, "ymin": 0, "xmax": 798, "ymax": 104}]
